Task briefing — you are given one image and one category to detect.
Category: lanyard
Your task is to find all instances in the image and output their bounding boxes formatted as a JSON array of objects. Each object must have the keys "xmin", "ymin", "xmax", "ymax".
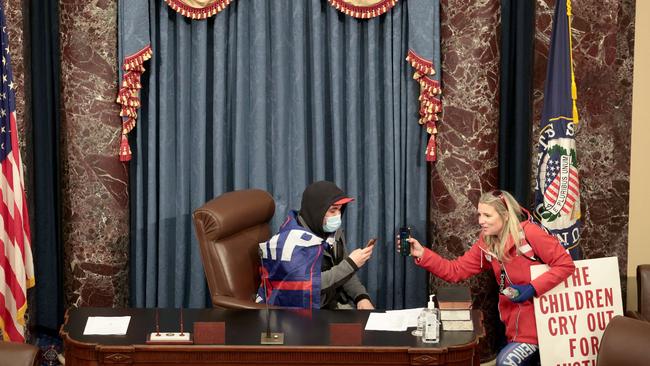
[{"xmin": 498, "ymin": 261, "xmax": 509, "ymax": 293}]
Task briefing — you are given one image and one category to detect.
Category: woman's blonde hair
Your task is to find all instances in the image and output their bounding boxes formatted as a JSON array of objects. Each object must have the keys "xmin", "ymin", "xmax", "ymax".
[{"xmin": 478, "ymin": 190, "xmax": 523, "ymax": 262}]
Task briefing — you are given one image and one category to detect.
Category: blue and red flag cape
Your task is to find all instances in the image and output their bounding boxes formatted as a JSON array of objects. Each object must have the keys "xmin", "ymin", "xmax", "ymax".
[{"xmin": 257, "ymin": 211, "xmax": 325, "ymax": 309}]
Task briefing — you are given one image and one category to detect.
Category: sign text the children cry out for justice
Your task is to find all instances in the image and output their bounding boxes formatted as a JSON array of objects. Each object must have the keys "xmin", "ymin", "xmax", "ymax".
[{"xmin": 531, "ymin": 257, "xmax": 623, "ymax": 366}]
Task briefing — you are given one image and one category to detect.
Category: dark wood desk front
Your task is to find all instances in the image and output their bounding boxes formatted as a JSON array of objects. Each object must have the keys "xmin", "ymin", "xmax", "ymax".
[{"xmin": 61, "ymin": 307, "xmax": 484, "ymax": 366}]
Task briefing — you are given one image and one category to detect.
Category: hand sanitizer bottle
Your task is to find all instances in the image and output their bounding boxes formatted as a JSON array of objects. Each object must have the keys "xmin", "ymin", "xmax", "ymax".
[
  {"xmin": 422, "ymin": 294, "xmax": 440, "ymax": 343},
  {"xmin": 412, "ymin": 307, "xmax": 426, "ymax": 337}
]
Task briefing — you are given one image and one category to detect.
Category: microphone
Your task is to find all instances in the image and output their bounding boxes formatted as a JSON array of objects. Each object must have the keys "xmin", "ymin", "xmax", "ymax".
[
  {"xmin": 259, "ymin": 244, "xmax": 284, "ymax": 344},
  {"xmin": 155, "ymin": 308, "xmax": 160, "ymax": 336},
  {"xmin": 179, "ymin": 307, "xmax": 184, "ymax": 336},
  {"xmin": 259, "ymin": 247, "xmax": 271, "ymax": 338}
]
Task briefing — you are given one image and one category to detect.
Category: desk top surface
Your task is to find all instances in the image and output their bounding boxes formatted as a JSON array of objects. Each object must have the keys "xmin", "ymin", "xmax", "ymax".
[{"xmin": 62, "ymin": 307, "xmax": 482, "ymax": 349}]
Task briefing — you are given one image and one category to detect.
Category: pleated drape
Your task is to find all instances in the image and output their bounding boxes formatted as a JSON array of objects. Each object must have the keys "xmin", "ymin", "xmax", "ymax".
[
  {"xmin": 498, "ymin": 0, "xmax": 535, "ymax": 204},
  {"xmin": 129, "ymin": 0, "xmax": 433, "ymax": 309}
]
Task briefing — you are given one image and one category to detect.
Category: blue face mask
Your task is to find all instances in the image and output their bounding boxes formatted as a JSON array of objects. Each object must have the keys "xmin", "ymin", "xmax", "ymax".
[{"xmin": 322, "ymin": 214, "xmax": 342, "ymax": 233}]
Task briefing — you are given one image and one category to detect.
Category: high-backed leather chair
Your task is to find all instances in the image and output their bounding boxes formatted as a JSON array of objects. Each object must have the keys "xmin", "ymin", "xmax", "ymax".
[
  {"xmin": 596, "ymin": 315, "xmax": 650, "ymax": 366},
  {"xmin": 193, "ymin": 189, "xmax": 275, "ymax": 309},
  {"xmin": 626, "ymin": 264, "xmax": 650, "ymax": 321},
  {"xmin": 0, "ymin": 342, "xmax": 39, "ymax": 366}
]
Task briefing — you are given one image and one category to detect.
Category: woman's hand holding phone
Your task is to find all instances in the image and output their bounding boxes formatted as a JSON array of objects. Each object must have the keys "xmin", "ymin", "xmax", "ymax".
[
  {"xmin": 406, "ymin": 237, "xmax": 425, "ymax": 259},
  {"xmin": 398, "ymin": 227, "xmax": 411, "ymax": 256},
  {"xmin": 396, "ymin": 233, "xmax": 425, "ymax": 259}
]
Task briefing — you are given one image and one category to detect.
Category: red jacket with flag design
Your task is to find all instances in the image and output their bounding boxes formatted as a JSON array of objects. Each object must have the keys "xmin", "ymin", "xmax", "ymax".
[{"xmin": 415, "ymin": 219, "xmax": 575, "ymax": 345}]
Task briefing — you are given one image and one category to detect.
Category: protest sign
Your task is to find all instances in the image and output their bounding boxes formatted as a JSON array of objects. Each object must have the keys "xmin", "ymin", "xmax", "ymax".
[{"xmin": 531, "ymin": 257, "xmax": 623, "ymax": 366}]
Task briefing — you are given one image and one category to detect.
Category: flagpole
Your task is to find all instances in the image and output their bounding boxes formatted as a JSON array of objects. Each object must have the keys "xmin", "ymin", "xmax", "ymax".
[{"xmin": 567, "ymin": 0, "xmax": 579, "ymax": 124}]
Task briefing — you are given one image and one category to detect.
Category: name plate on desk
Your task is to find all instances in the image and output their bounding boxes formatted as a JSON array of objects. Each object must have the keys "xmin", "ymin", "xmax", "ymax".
[
  {"xmin": 329, "ymin": 323, "xmax": 362, "ymax": 346},
  {"xmin": 193, "ymin": 322, "xmax": 225, "ymax": 344},
  {"xmin": 146, "ymin": 332, "xmax": 193, "ymax": 344}
]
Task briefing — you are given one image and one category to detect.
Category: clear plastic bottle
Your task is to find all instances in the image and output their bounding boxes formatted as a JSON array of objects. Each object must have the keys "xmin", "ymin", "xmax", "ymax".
[
  {"xmin": 422, "ymin": 294, "xmax": 440, "ymax": 343},
  {"xmin": 411, "ymin": 310, "xmax": 425, "ymax": 337}
]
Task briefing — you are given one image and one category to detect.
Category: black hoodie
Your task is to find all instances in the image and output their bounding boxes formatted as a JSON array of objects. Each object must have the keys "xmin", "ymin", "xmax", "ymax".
[
  {"xmin": 298, "ymin": 181, "xmax": 350, "ymax": 238},
  {"xmin": 296, "ymin": 181, "xmax": 370, "ymax": 308}
]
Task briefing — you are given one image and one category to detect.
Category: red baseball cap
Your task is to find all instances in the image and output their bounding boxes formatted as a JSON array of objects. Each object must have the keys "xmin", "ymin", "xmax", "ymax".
[{"xmin": 333, "ymin": 197, "xmax": 354, "ymax": 205}]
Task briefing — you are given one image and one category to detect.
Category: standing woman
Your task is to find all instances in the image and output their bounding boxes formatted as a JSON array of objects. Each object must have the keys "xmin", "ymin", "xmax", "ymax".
[{"xmin": 401, "ymin": 190, "xmax": 575, "ymax": 366}]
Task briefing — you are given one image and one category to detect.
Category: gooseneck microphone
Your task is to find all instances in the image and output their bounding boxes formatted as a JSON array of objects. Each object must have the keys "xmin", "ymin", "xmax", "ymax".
[{"xmin": 260, "ymin": 247, "xmax": 272, "ymax": 338}]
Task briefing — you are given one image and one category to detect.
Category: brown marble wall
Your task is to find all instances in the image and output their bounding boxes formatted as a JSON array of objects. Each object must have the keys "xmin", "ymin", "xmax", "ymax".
[
  {"xmin": 436, "ymin": 0, "xmax": 502, "ymax": 360},
  {"xmin": 532, "ymin": 0, "xmax": 634, "ymax": 303},
  {"xmin": 59, "ymin": 0, "xmax": 129, "ymax": 307}
]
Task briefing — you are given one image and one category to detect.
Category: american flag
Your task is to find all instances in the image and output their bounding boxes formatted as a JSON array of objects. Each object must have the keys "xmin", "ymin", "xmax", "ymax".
[{"xmin": 0, "ymin": 3, "xmax": 35, "ymax": 342}]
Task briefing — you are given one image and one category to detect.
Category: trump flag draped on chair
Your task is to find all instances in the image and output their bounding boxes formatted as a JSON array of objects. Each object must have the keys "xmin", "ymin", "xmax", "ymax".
[
  {"xmin": 534, "ymin": 0, "xmax": 583, "ymax": 259},
  {"xmin": 0, "ymin": 3, "xmax": 35, "ymax": 342}
]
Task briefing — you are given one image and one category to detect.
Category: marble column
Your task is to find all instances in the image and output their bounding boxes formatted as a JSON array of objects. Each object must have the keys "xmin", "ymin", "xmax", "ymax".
[
  {"xmin": 436, "ymin": 0, "xmax": 502, "ymax": 360},
  {"xmin": 59, "ymin": 1, "xmax": 129, "ymax": 307}
]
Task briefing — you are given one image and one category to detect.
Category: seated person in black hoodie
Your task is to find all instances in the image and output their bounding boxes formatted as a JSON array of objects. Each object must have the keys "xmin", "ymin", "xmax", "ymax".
[{"xmin": 258, "ymin": 181, "xmax": 374, "ymax": 309}]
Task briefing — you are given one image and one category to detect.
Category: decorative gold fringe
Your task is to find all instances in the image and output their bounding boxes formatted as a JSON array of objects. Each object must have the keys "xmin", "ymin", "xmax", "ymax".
[
  {"xmin": 116, "ymin": 45, "xmax": 153, "ymax": 162},
  {"xmin": 406, "ymin": 49, "xmax": 434, "ymax": 77},
  {"xmin": 327, "ymin": 0, "xmax": 398, "ymax": 19},
  {"xmin": 163, "ymin": 0, "xmax": 233, "ymax": 20},
  {"xmin": 406, "ymin": 49, "xmax": 442, "ymax": 162}
]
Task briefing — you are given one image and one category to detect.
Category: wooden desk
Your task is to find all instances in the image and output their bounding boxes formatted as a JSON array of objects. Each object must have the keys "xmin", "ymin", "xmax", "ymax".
[{"xmin": 61, "ymin": 307, "xmax": 484, "ymax": 366}]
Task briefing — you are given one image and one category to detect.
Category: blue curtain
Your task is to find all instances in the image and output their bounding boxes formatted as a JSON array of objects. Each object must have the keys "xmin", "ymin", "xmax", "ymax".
[
  {"xmin": 30, "ymin": 0, "xmax": 64, "ymax": 331},
  {"xmin": 499, "ymin": 0, "xmax": 535, "ymax": 205},
  {"xmin": 128, "ymin": 0, "xmax": 436, "ymax": 310}
]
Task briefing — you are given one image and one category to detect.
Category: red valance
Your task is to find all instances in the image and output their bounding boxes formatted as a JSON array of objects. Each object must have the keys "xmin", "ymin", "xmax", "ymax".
[
  {"xmin": 164, "ymin": 0, "xmax": 234, "ymax": 19},
  {"xmin": 328, "ymin": 0, "xmax": 398, "ymax": 19}
]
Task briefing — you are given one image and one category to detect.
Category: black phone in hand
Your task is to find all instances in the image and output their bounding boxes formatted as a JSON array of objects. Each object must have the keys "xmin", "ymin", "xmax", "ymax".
[{"xmin": 399, "ymin": 227, "xmax": 411, "ymax": 256}]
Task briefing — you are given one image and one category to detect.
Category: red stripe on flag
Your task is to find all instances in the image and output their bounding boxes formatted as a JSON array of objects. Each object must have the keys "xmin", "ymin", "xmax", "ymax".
[
  {"xmin": 0, "ymin": 292, "xmax": 23, "ymax": 342},
  {"xmin": 0, "ymin": 192, "xmax": 27, "ymax": 260},
  {"xmin": 0, "ymin": 157, "xmax": 13, "ymax": 189},
  {"xmin": 20, "ymin": 192, "xmax": 30, "ymax": 250},
  {"xmin": 0, "ymin": 198, "xmax": 16, "ymax": 247},
  {"xmin": 0, "ymin": 239, "xmax": 26, "ymax": 309}
]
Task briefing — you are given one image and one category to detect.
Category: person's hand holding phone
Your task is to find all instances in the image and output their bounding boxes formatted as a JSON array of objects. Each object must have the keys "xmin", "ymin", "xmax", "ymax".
[
  {"xmin": 396, "ymin": 232, "xmax": 425, "ymax": 259},
  {"xmin": 365, "ymin": 238, "xmax": 377, "ymax": 248},
  {"xmin": 398, "ymin": 227, "xmax": 411, "ymax": 256},
  {"xmin": 349, "ymin": 239, "xmax": 376, "ymax": 268},
  {"xmin": 404, "ymin": 237, "xmax": 425, "ymax": 259}
]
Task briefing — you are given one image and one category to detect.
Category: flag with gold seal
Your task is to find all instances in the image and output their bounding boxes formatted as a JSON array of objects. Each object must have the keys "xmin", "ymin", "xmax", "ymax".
[{"xmin": 534, "ymin": 0, "xmax": 582, "ymax": 259}]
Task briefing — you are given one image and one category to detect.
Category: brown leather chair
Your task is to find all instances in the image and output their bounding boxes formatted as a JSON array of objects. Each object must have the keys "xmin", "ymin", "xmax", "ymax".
[
  {"xmin": 596, "ymin": 315, "xmax": 650, "ymax": 366},
  {"xmin": 193, "ymin": 189, "xmax": 275, "ymax": 309},
  {"xmin": 626, "ymin": 264, "xmax": 650, "ymax": 321},
  {"xmin": 0, "ymin": 342, "xmax": 39, "ymax": 366}
]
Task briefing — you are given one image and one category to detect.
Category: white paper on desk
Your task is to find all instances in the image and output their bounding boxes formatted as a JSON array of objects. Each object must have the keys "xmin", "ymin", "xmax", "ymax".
[
  {"xmin": 365, "ymin": 312, "xmax": 408, "ymax": 331},
  {"xmin": 386, "ymin": 307, "xmax": 424, "ymax": 327},
  {"xmin": 83, "ymin": 316, "xmax": 131, "ymax": 335}
]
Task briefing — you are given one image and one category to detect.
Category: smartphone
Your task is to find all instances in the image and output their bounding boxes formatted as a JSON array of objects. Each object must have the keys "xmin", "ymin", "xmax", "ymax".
[
  {"xmin": 365, "ymin": 238, "xmax": 377, "ymax": 248},
  {"xmin": 399, "ymin": 227, "xmax": 411, "ymax": 256}
]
